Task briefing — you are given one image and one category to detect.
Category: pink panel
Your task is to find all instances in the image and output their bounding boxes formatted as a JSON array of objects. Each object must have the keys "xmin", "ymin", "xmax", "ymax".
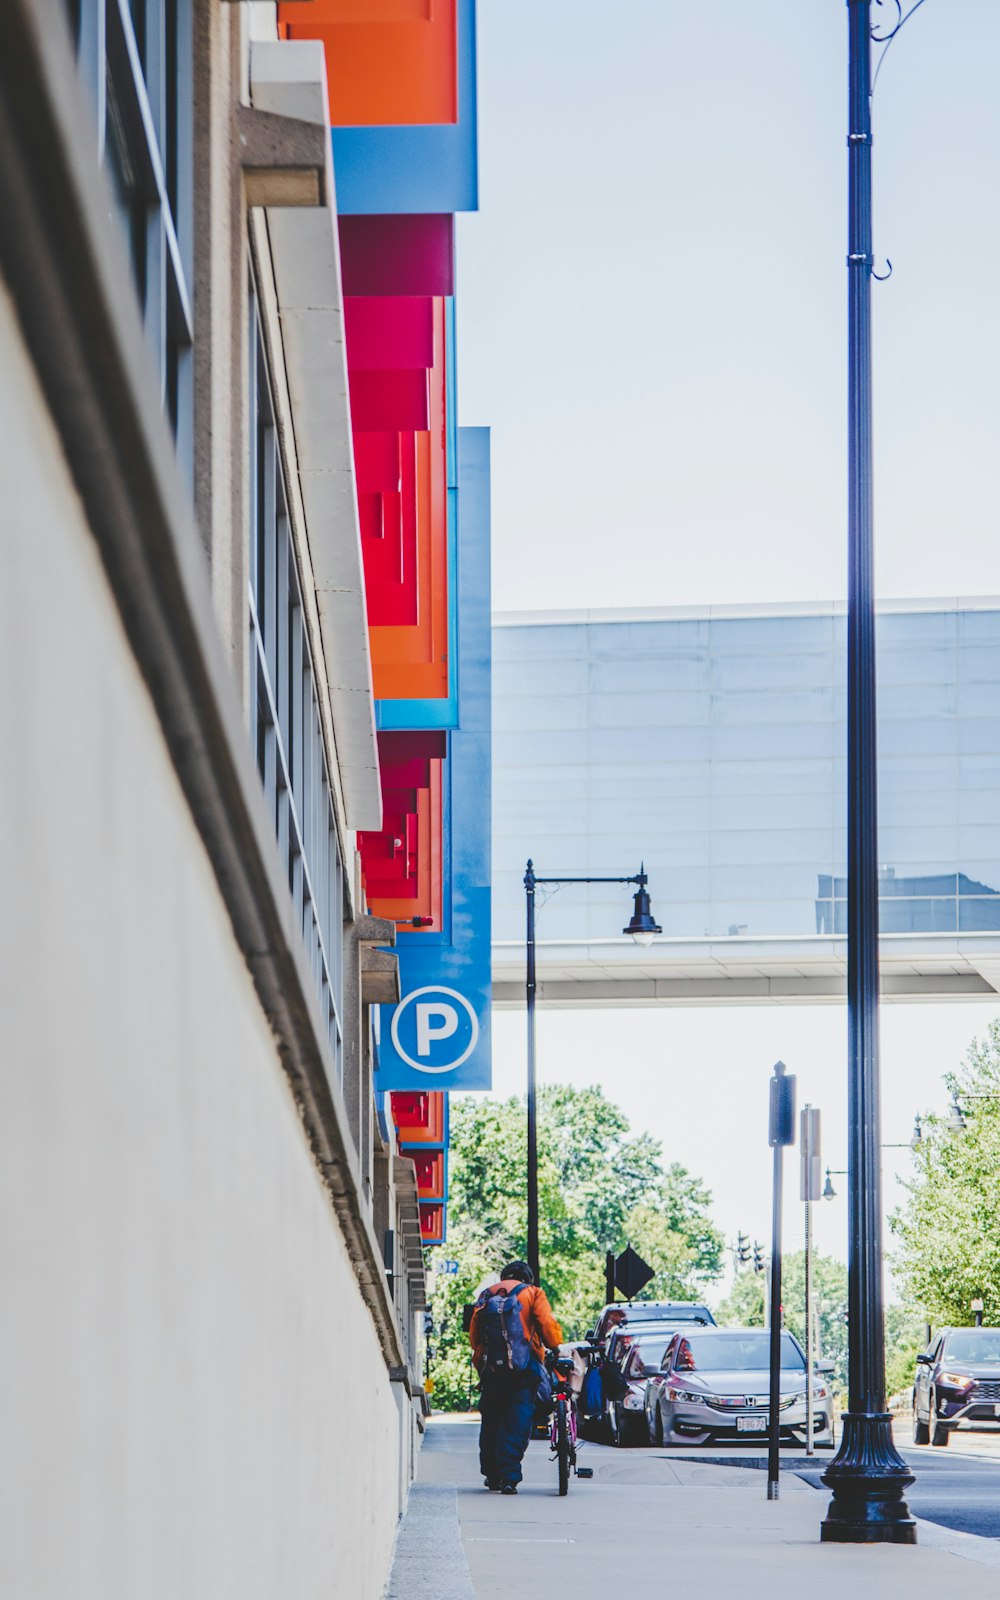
[
  {"xmin": 349, "ymin": 369, "xmax": 429, "ymax": 432},
  {"xmin": 345, "ymin": 297, "xmax": 435, "ymax": 370}
]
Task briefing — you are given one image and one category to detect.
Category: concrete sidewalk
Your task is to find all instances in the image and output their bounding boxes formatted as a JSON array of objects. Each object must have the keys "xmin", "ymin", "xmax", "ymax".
[{"xmin": 385, "ymin": 1415, "xmax": 1000, "ymax": 1599}]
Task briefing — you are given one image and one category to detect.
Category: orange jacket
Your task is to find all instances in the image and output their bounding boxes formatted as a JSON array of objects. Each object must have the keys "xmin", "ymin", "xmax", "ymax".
[{"xmin": 469, "ymin": 1281, "xmax": 563, "ymax": 1372}]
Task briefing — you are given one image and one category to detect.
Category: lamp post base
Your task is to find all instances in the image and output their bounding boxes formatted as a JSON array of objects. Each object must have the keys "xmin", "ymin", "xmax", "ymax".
[{"xmin": 820, "ymin": 1413, "xmax": 916, "ymax": 1543}]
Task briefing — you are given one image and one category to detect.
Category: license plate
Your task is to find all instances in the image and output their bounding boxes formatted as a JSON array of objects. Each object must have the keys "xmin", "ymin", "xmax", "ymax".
[{"xmin": 737, "ymin": 1415, "xmax": 767, "ymax": 1433}]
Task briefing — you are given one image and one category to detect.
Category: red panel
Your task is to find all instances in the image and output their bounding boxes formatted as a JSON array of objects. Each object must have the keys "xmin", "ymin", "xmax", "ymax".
[
  {"xmin": 413, "ymin": 1151, "xmax": 445, "ymax": 1198},
  {"xmin": 420, "ymin": 1203, "xmax": 445, "ymax": 1243},
  {"xmin": 349, "ymin": 369, "xmax": 429, "ymax": 433},
  {"xmin": 362, "ymin": 431, "xmax": 416, "ymax": 624},
  {"xmin": 345, "ymin": 297, "xmax": 435, "ymax": 371},
  {"xmin": 354, "ymin": 432, "xmax": 401, "ymax": 496},
  {"xmin": 339, "ymin": 215, "xmax": 454, "ymax": 297},
  {"xmin": 390, "ymin": 1091, "xmax": 430, "ymax": 1131},
  {"xmin": 396, "ymin": 1091, "xmax": 445, "ymax": 1145}
]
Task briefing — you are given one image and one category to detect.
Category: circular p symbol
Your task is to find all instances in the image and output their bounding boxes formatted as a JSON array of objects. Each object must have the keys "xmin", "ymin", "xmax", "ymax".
[{"xmin": 390, "ymin": 985, "xmax": 480, "ymax": 1075}]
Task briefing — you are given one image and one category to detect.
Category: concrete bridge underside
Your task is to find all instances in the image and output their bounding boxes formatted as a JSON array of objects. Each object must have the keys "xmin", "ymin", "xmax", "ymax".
[{"xmin": 491, "ymin": 935, "xmax": 1000, "ymax": 1008}]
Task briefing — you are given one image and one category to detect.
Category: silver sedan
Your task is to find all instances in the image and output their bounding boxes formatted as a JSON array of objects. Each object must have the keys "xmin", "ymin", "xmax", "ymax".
[{"xmin": 644, "ymin": 1327, "xmax": 834, "ymax": 1448}]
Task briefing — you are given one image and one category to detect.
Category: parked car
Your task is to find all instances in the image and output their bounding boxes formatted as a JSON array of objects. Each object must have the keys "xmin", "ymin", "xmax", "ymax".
[
  {"xmin": 589, "ymin": 1301, "xmax": 716, "ymax": 1352},
  {"xmin": 644, "ymin": 1326, "xmax": 834, "ymax": 1448},
  {"xmin": 604, "ymin": 1328, "xmax": 677, "ymax": 1446},
  {"xmin": 913, "ymin": 1326, "xmax": 1000, "ymax": 1447}
]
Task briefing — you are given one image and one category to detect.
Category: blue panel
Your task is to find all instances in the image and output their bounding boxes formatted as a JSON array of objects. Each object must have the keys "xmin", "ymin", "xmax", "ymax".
[
  {"xmin": 377, "ymin": 429, "xmax": 492, "ymax": 1090},
  {"xmin": 331, "ymin": 0, "xmax": 478, "ymax": 216}
]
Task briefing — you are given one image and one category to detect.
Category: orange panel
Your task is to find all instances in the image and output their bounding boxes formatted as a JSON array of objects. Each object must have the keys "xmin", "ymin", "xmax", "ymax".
[
  {"xmin": 369, "ymin": 298, "xmax": 448, "ymax": 701},
  {"xmin": 279, "ymin": 1, "xmax": 457, "ymax": 127}
]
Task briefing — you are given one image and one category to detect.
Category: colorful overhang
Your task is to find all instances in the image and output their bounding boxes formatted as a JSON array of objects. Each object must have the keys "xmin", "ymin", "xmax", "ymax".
[
  {"xmin": 358, "ymin": 731, "xmax": 445, "ymax": 926},
  {"xmin": 375, "ymin": 429, "xmax": 492, "ymax": 1094},
  {"xmin": 354, "ymin": 297, "xmax": 452, "ymax": 703},
  {"xmin": 278, "ymin": 0, "xmax": 459, "ymax": 128},
  {"xmin": 328, "ymin": 0, "xmax": 478, "ymax": 215}
]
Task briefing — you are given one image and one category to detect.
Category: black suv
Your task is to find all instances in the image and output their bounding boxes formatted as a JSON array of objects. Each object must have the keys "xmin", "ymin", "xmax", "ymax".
[{"xmin": 914, "ymin": 1326, "xmax": 1000, "ymax": 1447}]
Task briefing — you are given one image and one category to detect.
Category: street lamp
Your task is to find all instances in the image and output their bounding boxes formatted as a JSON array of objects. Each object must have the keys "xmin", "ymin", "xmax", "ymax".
[
  {"xmin": 820, "ymin": 3, "xmax": 918, "ymax": 1541},
  {"xmin": 822, "ymin": 1120, "xmax": 922, "ymax": 1201},
  {"xmin": 523, "ymin": 858, "xmax": 660, "ymax": 1285}
]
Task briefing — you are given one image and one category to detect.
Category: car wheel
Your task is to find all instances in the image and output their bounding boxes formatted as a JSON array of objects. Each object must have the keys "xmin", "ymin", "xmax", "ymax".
[
  {"xmin": 912, "ymin": 1392, "xmax": 930, "ymax": 1446},
  {"xmin": 625, "ymin": 1411, "xmax": 647, "ymax": 1447},
  {"xmin": 654, "ymin": 1406, "xmax": 664, "ymax": 1447}
]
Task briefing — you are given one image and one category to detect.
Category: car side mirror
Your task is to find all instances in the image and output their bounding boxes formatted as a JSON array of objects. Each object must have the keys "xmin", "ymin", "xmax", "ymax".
[
  {"xmin": 816, "ymin": 1360, "xmax": 835, "ymax": 1376},
  {"xmin": 585, "ymin": 1330, "xmax": 596, "ymax": 1342},
  {"xmin": 915, "ymin": 1353, "xmax": 933, "ymax": 1366}
]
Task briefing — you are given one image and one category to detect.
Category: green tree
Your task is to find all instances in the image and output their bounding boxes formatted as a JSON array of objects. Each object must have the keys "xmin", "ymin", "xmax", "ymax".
[
  {"xmin": 890, "ymin": 1016, "xmax": 1000, "ymax": 1326},
  {"xmin": 425, "ymin": 1085, "xmax": 724, "ymax": 1409}
]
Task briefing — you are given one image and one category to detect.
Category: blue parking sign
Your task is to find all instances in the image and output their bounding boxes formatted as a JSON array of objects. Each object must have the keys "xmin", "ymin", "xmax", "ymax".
[{"xmin": 391, "ymin": 985, "xmax": 480, "ymax": 1075}]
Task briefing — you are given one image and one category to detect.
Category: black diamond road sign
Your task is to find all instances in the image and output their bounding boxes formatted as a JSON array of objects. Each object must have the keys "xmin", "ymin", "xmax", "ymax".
[{"xmin": 614, "ymin": 1245, "xmax": 654, "ymax": 1301}]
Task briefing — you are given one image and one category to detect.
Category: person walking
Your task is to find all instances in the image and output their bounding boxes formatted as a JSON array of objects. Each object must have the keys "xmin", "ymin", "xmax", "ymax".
[{"xmin": 469, "ymin": 1261, "xmax": 563, "ymax": 1495}]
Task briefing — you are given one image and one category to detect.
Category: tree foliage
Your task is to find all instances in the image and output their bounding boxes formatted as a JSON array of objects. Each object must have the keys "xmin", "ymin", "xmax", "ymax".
[
  {"xmin": 890, "ymin": 1016, "xmax": 1000, "ymax": 1326},
  {"xmin": 425, "ymin": 1085, "xmax": 724, "ymax": 1409},
  {"xmin": 716, "ymin": 1253, "xmax": 849, "ymax": 1389}
]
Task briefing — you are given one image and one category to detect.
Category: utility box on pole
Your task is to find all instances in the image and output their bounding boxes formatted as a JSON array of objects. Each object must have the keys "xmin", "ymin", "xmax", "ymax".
[
  {"xmin": 801, "ymin": 1108, "xmax": 822, "ymax": 1202},
  {"xmin": 800, "ymin": 1106, "xmax": 822, "ymax": 1456}
]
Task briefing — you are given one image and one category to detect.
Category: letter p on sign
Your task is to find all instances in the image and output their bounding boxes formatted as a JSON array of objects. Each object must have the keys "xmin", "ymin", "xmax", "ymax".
[{"xmin": 416, "ymin": 1002, "xmax": 458, "ymax": 1056}]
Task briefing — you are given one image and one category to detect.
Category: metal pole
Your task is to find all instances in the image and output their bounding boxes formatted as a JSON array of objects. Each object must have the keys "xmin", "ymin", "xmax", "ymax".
[
  {"xmin": 767, "ymin": 1141, "xmax": 783, "ymax": 1500},
  {"xmin": 805, "ymin": 1193, "xmax": 815, "ymax": 1457},
  {"xmin": 821, "ymin": 0, "xmax": 914, "ymax": 1543},
  {"xmin": 525, "ymin": 860, "xmax": 540, "ymax": 1287}
]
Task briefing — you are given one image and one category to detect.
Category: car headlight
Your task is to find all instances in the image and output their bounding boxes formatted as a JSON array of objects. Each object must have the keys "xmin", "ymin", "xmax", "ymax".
[
  {"xmin": 624, "ymin": 1391, "xmax": 644, "ymax": 1409},
  {"xmin": 668, "ymin": 1388, "xmax": 706, "ymax": 1405},
  {"xmin": 940, "ymin": 1372, "xmax": 973, "ymax": 1390}
]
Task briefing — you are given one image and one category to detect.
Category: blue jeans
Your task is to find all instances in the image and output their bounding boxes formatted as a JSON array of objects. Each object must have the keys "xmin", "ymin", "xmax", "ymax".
[{"xmin": 478, "ymin": 1370, "xmax": 539, "ymax": 1485}]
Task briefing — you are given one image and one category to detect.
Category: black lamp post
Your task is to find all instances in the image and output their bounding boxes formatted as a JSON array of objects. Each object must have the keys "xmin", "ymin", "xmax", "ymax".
[
  {"xmin": 820, "ymin": 0, "xmax": 916, "ymax": 1543},
  {"xmin": 524, "ymin": 860, "xmax": 660, "ymax": 1286}
]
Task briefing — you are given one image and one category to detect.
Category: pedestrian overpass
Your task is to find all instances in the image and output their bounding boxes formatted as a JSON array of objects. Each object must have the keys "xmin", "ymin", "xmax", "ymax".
[{"xmin": 491, "ymin": 601, "xmax": 1000, "ymax": 1008}]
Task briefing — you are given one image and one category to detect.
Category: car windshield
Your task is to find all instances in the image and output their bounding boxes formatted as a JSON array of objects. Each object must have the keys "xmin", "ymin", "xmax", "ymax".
[
  {"xmin": 628, "ymin": 1336, "xmax": 671, "ymax": 1373},
  {"xmin": 673, "ymin": 1332, "xmax": 805, "ymax": 1372},
  {"xmin": 627, "ymin": 1305, "xmax": 705, "ymax": 1323},
  {"xmin": 944, "ymin": 1332, "xmax": 1000, "ymax": 1364}
]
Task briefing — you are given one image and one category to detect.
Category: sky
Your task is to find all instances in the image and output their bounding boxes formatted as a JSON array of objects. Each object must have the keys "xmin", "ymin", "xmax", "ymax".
[
  {"xmin": 454, "ymin": 2, "xmax": 1000, "ymax": 1293},
  {"xmin": 458, "ymin": 0, "xmax": 1000, "ymax": 613}
]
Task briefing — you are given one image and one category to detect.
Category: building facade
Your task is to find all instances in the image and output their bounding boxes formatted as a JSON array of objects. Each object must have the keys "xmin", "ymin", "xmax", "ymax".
[
  {"xmin": 493, "ymin": 603, "xmax": 1000, "ymax": 1005},
  {"xmin": 0, "ymin": 3, "xmax": 487, "ymax": 1595}
]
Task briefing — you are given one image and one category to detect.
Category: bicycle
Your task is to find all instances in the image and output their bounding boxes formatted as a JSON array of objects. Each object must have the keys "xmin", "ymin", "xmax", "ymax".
[{"xmin": 548, "ymin": 1353, "xmax": 594, "ymax": 1495}]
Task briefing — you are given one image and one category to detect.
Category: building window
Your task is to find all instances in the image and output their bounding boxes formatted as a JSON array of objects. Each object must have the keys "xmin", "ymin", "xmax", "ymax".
[
  {"xmin": 68, "ymin": 0, "xmax": 193, "ymax": 471},
  {"xmin": 249, "ymin": 280, "xmax": 345, "ymax": 1081}
]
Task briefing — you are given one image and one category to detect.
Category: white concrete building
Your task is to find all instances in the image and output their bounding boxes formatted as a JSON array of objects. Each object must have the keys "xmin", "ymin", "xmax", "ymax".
[{"xmin": 0, "ymin": 6, "xmax": 424, "ymax": 1595}]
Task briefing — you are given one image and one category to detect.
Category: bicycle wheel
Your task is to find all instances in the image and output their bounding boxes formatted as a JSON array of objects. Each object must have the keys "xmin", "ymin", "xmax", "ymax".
[{"xmin": 556, "ymin": 1398, "xmax": 570, "ymax": 1496}]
